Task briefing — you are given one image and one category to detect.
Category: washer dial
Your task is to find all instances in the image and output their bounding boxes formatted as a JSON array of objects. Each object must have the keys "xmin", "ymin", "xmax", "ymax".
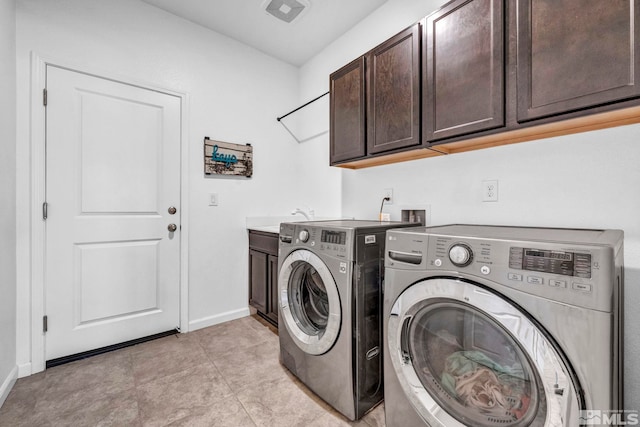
[
  {"xmin": 449, "ymin": 244, "xmax": 473, "ymax": 267},
  {"xmin": 299, "ymin": 229, "xmax": 310, "ymax": 242}
]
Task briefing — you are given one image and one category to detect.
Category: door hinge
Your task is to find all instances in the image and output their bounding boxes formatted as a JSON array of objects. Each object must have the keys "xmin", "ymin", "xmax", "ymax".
[
  {"xmin": 42, "ymin": 201, "xmax": 48, "ymax": 220},
  {"xmin": 43, "ymin": 88, "xmax": 47, "ymax": 106},
  {"xmin": 43, "ymin": 315, "xmax": 48, "ymax": 333}
]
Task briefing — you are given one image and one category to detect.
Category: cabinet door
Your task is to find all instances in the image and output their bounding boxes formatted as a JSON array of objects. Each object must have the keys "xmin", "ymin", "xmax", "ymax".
[
  {"xmin": 330, "ymin": 57, "xmax": 366, "ymax": 164},
  {"xmin": 367, "ymin": 24, "xmax": 421, "ymax": 154},
  {"xmin": 249, "ymin": 249, "xmax": 268, "ymax": 314},
  {"xmin": 517, "ymin": 0, "xmax": 640, "ymax": 121},
  {"xmin": 424, "ymin": 0, "xmax": 504, "ymax": 141},
  {"xmin": 267, "ymin": 254, "xmax": 279, "ymax": 325}
]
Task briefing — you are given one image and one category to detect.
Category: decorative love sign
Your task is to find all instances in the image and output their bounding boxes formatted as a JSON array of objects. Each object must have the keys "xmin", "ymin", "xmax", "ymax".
[{"xmin": 204, "ymin": 137, "xmax": 253, "ymax": 177}]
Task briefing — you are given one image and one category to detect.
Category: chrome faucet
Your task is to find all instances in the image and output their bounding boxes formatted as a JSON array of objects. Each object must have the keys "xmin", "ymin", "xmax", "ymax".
[{"xmin": 291, "ymin": 207, "xmax": 314, "ymax": 221}]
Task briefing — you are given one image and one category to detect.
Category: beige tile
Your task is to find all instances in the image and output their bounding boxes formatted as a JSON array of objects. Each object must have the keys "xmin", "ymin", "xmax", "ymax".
[
  {"xmin": 243, "ymin": 315, "xmax": 278, "ymax": 336},
  {"xmin": 43, "ymin": 349, "xmax": 134, "ymax": 397},
  {"xmin": 52, "ymin": 389, "xmax": 139, "ymax": 427},
  {"xmin": 209, "ymin": 338, "xmax": 290, "ymax": 392},
  {"xmin": 196, "ymin": 318, "xmax": 273, "ymax": 359},
  {"xmin": 0, "ymin": 317, "xmax": 386, "ymax": 427},
  {"xmin": 35, "ymin": 383, "xmax": 139, "ymax": 426},
  {"xmin": 131, "ymin": 336, "xmax": 210, "ymax": 385},
  {"xmin": 0, "ymin": 409, "xmax": 52, "ymax": 427},
  {"xmin": 0, "ymin": 371, "xmax": 47, "ymax": 423},
  {"xmin": 165, "ymin": 395, "xmax": 256, "ymax": 427},
  {"xmin": 305, "ymin": 402, "xmax": 386, "ymax": 427},
  {"xmin": 129, "ymin": 333, "xmax": 195, "ymax": 357},
  {"xmin": 236, "ymin": 375, "xmax": 327, "ymax": 427},
  {"xmin": 361, "ymin": 402, "xmax": 386, "ymax": 427},
  {"xmin": 137, "ymin": 362, "xmax": 233, "ymax": 427},
  {"xmin": 306, "ymin": 411, "xmax": 355, "ymax": 427},
  {"xmin": 10, "ymin": 370, "xmax": 46, "ymax": 395}
]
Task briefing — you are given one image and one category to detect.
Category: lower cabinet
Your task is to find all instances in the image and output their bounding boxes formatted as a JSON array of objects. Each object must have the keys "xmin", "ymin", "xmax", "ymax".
[{"xmin": 248, "ymin": 231, "xmax": 279, "ymax": 327}]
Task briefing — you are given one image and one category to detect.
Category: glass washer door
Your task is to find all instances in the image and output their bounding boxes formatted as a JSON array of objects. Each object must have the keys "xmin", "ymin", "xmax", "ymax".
[
  {"xmin": 279, "ymin": 249, "xmax": 341, "ymax": 355},
  {"xmin": 387, "ymin": 278, "xmax": 580, "ymax": 427}
]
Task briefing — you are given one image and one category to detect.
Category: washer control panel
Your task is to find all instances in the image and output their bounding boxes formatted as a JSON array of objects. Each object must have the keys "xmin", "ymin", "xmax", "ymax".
[
  {"xmin": 449, "ymin": 244, "xmax": 473, "ymax": 267},
  {"xmin": 385, "ymin": 226, "xmax": 621, "ymax": 312},
  {"xmin": 508, "ymin": 247, "xmax": 591, "ymax": 278},
  {"xmin": 279, "ymin": 223, "xmax": 351, "ymax": 259}
]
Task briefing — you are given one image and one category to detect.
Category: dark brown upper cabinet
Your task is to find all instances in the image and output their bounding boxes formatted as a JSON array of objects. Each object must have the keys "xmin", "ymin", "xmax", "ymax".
[
  {"xmin": 330, "ymin": 57, "xmax": 366, "ymax": 164},
  {"xmin": 367, "ymin": 24, "xmax": 421, "ymax": 154},
  {"xmin": 517, "ymin": 0, "xmax": 640, "ymax": 122},
  {"xmin": 330, "ymin": 0, "xmax": 640, "ymax": 169},
  {"xmin": 424, "ymin": 0, "xmax": 504, "ymax": 141}
]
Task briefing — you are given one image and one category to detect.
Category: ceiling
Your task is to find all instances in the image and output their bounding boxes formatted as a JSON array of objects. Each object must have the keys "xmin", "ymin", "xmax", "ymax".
[{"xmin": 140, "ymin": 0, "xmax": 388, "ymax": 67}]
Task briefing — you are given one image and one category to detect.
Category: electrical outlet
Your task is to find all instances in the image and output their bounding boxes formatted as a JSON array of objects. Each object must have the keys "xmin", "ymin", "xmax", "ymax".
[
  {"xmin": 482, "ymin": 180, "xmax": 498, "ymax": 202},
  {"xmin": 383, "ymin": 188, "xmax": 394, "ymax": 205},
  {"xmin": 209, "ymin": 193, "xmax": 219, "ymax": 206}
]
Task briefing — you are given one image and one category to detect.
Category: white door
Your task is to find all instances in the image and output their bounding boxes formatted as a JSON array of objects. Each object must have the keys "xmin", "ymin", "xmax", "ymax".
[{"xmin": 45, "ymin": 65, "xmax": 181, "ymax": 361}]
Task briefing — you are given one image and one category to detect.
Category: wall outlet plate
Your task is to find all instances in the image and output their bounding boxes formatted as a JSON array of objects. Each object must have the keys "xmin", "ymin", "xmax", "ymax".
[
  {"xmin": 383, "ymin": 188, "xmax": 393, "ymax": 204},
  {"xmin": 482, "ymin": 180, "xmax": 498, "ymax": 202}
]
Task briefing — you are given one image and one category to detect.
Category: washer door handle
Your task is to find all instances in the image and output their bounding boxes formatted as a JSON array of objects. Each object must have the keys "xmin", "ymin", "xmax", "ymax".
[
  {"xmin": 400, "ymin": 316, "xmax": 412, "ymax": 364},
  {"xmin": 389, "ymin": 250, "xmax": 423, "ymax": 265}
]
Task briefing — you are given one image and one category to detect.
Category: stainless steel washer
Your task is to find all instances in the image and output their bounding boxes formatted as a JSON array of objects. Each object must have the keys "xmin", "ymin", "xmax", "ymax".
[
  {"xmin": 278, "ymin": 220, "xmax": 414, "ymax": 420},
  {"xmin": 383, "ymin": 225, "xmax": 624, "ymax": 427}
]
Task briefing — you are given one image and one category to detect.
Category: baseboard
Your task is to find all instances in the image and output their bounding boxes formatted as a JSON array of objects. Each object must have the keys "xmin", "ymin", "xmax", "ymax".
[
  {"xmin": 188, "ymin": 307, "xmax": 250, "ymax": 332},
  {"xmin": 17, "ymin": 362, "xmax": 32, "ymax": 378},
  {"xmin": 0, "ymin": 365, "xmax": 18, "ymax": 408}
]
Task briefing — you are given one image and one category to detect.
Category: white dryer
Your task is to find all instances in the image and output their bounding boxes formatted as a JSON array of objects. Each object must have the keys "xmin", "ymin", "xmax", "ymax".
[
  {"xmin": 278, "ymin": 220, "xmax": 414, "ymax": 420},
  {"xmin": 382, "ymin": 225, "xmax": 624, "ymax": 427}
]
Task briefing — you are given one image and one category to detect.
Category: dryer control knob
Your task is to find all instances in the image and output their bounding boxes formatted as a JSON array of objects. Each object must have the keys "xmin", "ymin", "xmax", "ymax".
[
  {"xmin": 299, "ymin": 229, "xmax": 310, "ymax": 242},
  {"xmin": 449, "ymin": 244, "xmax": 473, "ymax": 267}
]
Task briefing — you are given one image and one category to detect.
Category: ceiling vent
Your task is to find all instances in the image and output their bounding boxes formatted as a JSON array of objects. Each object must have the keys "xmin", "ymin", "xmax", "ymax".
[{"xmin": 262, "ymin": 0, "xmax": 310, "ymax": 23}]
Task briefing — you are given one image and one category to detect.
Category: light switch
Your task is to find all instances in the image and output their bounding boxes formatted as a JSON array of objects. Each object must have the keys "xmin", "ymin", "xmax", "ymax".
[{"xmin": 209, "ymin": 193, "xmax": 219, "ymax": 206}]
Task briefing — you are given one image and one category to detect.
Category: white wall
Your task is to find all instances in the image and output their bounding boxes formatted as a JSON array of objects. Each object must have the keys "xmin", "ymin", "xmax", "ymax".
[
  {"xmin": 0, "ymin": 0, "xmax": 18, "ymax": 406},
  {"xmin": 13, "ymin": 0, "xmax": 639, "ymax": 411},
  {"xmin": 300, "ymin": 0, "xmax": 640, "ymax": 410},
  {"xmin": 15, "ymin": 0, "xmax": 341, "ymax": 374},
  {"xmin": 297, "ymin": 0, "xmax": 440, "ymax": 205}
]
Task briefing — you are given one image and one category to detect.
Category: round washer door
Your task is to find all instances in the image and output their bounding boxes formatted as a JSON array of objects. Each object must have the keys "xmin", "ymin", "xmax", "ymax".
[
  {"xmin": 388, "ymin": 278, "xmax": 581, "ymax": 427},
  {"xmin": 278, "ymin": 249, "xmax": 341, "ymax": 355}
]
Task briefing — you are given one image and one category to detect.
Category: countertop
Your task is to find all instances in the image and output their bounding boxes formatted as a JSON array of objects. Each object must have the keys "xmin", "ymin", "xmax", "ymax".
[
  {"xmin": 247, "ymin": 225, "xmax": 281, "ymax": 234},
  {"xmin": 246, "ymin": 216, "xmax": 350, "ymax": 235},
  {"xmin": 246, "ymin": 216, "xmax": 304, "ymax": 235}
]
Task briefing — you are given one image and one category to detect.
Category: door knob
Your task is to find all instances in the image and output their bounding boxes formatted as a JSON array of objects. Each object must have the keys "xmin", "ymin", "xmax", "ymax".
[
  {"xmin": 168, "ymin": 224, "xmax": 177, "ymax": 232},
  {"xmin": 168, "ymin": 206, "xmax": 177, "ymax": 215}
]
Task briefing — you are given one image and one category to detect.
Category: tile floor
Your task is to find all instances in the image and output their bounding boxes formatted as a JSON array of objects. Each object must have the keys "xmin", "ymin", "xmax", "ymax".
[{"xmin": 0, "ymin": 315, "xmax": 385, "ymax": 427}]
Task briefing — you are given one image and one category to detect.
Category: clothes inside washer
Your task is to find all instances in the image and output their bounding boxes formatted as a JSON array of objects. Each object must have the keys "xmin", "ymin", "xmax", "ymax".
[{"xmin": 441, "ymin": 351, "xmax": 531, "ymax": 420}]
